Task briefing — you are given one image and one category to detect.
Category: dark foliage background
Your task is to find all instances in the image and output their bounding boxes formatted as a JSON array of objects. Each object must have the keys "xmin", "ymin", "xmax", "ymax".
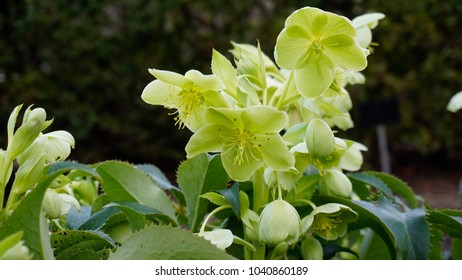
[{"xmin": 1, "ymin": 0, "xmax": 462, "ymax": 175}]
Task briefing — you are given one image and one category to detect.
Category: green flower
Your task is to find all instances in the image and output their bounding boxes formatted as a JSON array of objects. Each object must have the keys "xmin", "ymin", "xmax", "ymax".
[
  {"xmin": 185, "ymin": 106, "xmax": 295, "ymax": 181},
  {"xmin": 352, "ymin": 13, "xmax": 385, "ymax": 49},
  {"xmin": 302, "ymin": 203, "xmax": 357, "ymax": 240},
  {"xmin": 141, "ymin": 68, "xmax": 230, "ymax": 131},
  {"xmin": 275, "ymin": 7, "xmax": 367, "ymax": 98},
  {"xmin": 319, "ymin": 169, "xmax": 352, "ymax": 197},
  {"xmin": 259, "ymin": 199, "xmax": 301, "ymax": 245}
]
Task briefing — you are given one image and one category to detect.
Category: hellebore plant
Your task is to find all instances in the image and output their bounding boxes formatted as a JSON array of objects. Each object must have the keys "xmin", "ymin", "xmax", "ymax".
[{"xmin": 1, "ymin": 6, "xmax": 462, "ymax": 261}]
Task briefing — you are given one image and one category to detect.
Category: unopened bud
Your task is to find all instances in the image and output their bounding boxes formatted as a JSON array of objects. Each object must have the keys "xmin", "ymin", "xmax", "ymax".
[
  {"xmin": 259, "ymin": 199, "xmax": 301, "ymax": 245},
  {"xmin": 319, "ymin": 169, "xmax": 352, "ymax": 197},
  {"xmin": 301, "ymin": 237, "xmax": 323, "ymax": 260},
  {"xmin": 0, "ymin": 232, "xmax": 32, "ymax": 260},
  {"xmin": 305, "ymin": 119, "xmax": 335, "ymax": 159}
]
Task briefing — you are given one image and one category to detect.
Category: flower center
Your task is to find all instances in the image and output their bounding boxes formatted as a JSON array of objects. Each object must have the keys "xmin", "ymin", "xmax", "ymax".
[
  {"xmin": 312, "ymin": 40, "xmax": 324, "ymax": 58},
  {"xmin": 174, "ymin": 82, "xmax": 204, "ymax": 128},
  {"xmin": 221, "ymin": 129, "xmax": 259, "ymax": 166},
  {"xmin": 312, "ymin": 213, "xmax": 341, "ymax": 239}
]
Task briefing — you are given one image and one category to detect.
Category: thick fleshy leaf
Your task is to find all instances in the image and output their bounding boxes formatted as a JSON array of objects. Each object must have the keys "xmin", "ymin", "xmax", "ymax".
[
  {"xmin": 258, "ymin": 134, "xmax": 294, "ymax": 171},
  {"xmin": 148, "ymin": 68, "xmax": 188, "ymax": 87},
  {"xmin": 185, "ymin": 125, "xmax": 226, "ymax": 158},
  {"xmin": 141, "ymin": 79, "xmax": 179, "ymax": 108},
  {"xmin": 185, "ymin": 70, "xmax": 223, "ymax": 91},
  {"xmin": 322, "ymin": 34, "xmax": 367, "ymax": 70},
  {"xmin": 242, "ymin": 106, "xmax": 288, "ymax": 133},
  {"xmin": 275, "ymin": 29, "xmax": 311, "ymax": 69},
  {"xmin": 294, "ymin": 54, "xmax": 335, "ymax": 98}
]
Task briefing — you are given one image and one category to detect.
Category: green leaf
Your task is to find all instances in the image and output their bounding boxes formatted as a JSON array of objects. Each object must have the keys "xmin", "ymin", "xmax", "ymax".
[
  {"xmin": 200, "ymin": 192, "xmax": 228, "ymax": 206},
  {"xmin": 366, "ymin": 171, "xmax": 418, "ymax": 208},
  {"xmin": 313, "ymin": 194, "xmax": 430, "ymax": 259},
  {"xmin": 66, "ymin": 206, "xmax": 92, "ymax": 230},
  {"xmin": 79, "ymin": 202, "xmax": 176, "ymax": 231},
  {"xmin": 0, "ymin": 161, "xmax": 95, "ymax": 259},
  {"xmin": 218, "ymin": 182, "xmax": 241, "ymax": 217},
  {"xmin": 51, "ymin": 230, "xmax": 114, "ymax": 260},
  {"xmin": 427, "ymin": 209, "xmax": 462, "ymax": 238},
  {"xmin": 109, "ymin": 225, "xmax": 233, "ymax": 260},
  {"xmin": 348, "ymin": 172, "xmax": 393, "ymax": 198},
  {"xmin": 96, "ymin": 161, "xmax": 177, "ymax": 223},
  {"xmin": 177, "ymin": 154, "xmax": 229, "ymax": 231},
  {"xmin": 452, "ymin": 238, "xmax": 462, "ymax": 260}
]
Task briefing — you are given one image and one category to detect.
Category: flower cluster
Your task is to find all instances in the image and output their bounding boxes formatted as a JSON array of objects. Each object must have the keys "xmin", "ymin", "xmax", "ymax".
[{"xmin": 142, "ymin": 7, "xmax": 384, "ymax": 255}]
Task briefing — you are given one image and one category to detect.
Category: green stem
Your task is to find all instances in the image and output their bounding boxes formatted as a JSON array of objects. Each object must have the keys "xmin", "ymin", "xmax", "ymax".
[
  {"xmin": 0, "ymin": 157, "xmax": 14, "ymax": 209},
  {"xmin": 252, "ymin": 244, "xmax": 266, "ymax": 260},
  {"xmin": 252, "ymin": 167, "xmax": 268, "ymax": 212},
  {"xmin": 199, "ymin": 204, "xmax": 231, "ymax": 235}
]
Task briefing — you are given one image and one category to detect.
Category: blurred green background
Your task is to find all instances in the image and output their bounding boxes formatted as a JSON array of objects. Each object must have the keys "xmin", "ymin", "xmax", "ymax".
[{"xmin": 1, "ymin": 0, "xmax": 462, "ymax": 182}]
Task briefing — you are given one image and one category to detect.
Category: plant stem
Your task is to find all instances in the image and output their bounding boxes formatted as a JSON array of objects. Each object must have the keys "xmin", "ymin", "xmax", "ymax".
[
  {"xmin": 252, "ymin": 244, "xmax": 266, "ymax": 260},
  {"xmin": 252, "ymin": 167, "xmax": 267, "ymax": 212},
  {"xmin": 198, "ymin": 204, "xmax": 231, "ymax": 235}
]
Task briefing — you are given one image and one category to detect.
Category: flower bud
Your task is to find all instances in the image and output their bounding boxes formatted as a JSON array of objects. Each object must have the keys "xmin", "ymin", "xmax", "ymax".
[
  {"xmin": 0, "ymin": 149, "xmax": 5, "ymax": 172},
  {"xmin": 42, "ymin": 189, "xmax": 80, "ymax": 219},
  {"xmin": 305, "ymin": 119, "xmax": 335, "ymax": 159},
  {"xmin": 301, "ymin": 237, "xmax": 323, "ymax": 260},
  {"xmin": 258, "ymin": 199, "xmax": 301, "ymax": 245},
  {"xmin": 0, "ymin": 232, "xmax": 32, "ymax": 260},
  {"xmin": 8, "ymin": 107, "xmax": 46, "ymax": 160},
  {"xmin": 319, "ymin": 169, "xmax": 352, "ymax": 197}
]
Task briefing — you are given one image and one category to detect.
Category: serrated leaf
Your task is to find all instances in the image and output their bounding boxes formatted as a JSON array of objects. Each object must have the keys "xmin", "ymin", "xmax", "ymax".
[
  {"xmin": 0, "ymin": 161, "xmax": 96, "ymax": 260},
  {"xmin": 109, "ymin": 225, "xmax": 233, "ymax": 260},
  {"xmin": 177, "ymin": 154, "xmax": 229, "ymax": 231},
  {"xmin": 51, "ymin": 230, "xmax": 114, "ymax": 260},
  {"xmin": 96, "ymin": 161, "xmax": 177, "ymax": 223},
  {"xmin": 218, "ymin": 182, "xmax": 240, "ymax": 217},
  {"xmin": 366, "ymin": 171, "xmax": 418, "ymax": 208},
  {"xmin": 79, "ymin": 202, "xmax": 175, "ymax": 232},
  {"xmin": 136, "ymin": 164, "xmax": 176, "ymax": 190},
  {"xmin": 427, "ymin": 209, "xmax": 462, "ymax": 238},
  {"xmin": 348, "ymin": 172, "xmax": 393, "ymax": 198},
  {"xmin": 313, "ymin": 194, "xmax": 430, "ymax": 259}
]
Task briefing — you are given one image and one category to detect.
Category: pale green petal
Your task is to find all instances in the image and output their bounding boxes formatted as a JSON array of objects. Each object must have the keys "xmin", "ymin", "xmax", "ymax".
[
  {"xmin": 202, "ymin": 90, "xmax": 231, "ymax": 108},
  {"xmin": 222, "ymin": 145, "xmax": 263, "ymax": 181},
  {"xmin": 294, "ymin": 54, "xmax": 335, "ymax": 98},
  {"xmin": 185, "ymin": 70, "xmax": 223, "ymax": 91},
  {"xmin": 355, "ymin": 26, "xmax": 373, "ymax": 48},
  {"xmin": 447, "ymin": 91, "xmax": 462, "ymax": 113},
  {"xmin": 319, "ymin": 12, "xmax": 356, "ymax": 39},
  {"xmin": 212, "ymin": 49, "xmax": 238, "ymax": 91},
  {"xmin": 352, "ymin": 13, "xmax": 385, "ymax": 29},
  {"xmin": 242, "ymin": 106, "xmax": 288, "ymax": 133},
  {"xmin": 185, "ymin": 125, "xmax": 225, "ymax": 158},
  {"xmin": 322, "ymin": 34, "xmax": 367, "ymax": 70},
  {"xmin": 311, "ymin": 13, "xmax": 328, "ymax": 38},
  {"xmin": 141, "ymin": 79, "xmax": 180, "ymax": 107},
  {"xmin": 201, "ymin": 229, "xmax": 234, "ymax": 250},
  {"xmin": 205, "ymin": 107, "xmax": 243, "ymax": 129},
  {"xmin": 258, "ymin": 134, "xmax": 294, "ymax": 171},
  {"xmin": 285, "ymin": 7, "xmax": 323, "ymax": 28},
  {"xmin": 148, "ymin": 68, "xmax": 189, "ymax": 87},
  {"xmin": 275, "ymin": 29, "xmax": 311, "ymax": 69}
]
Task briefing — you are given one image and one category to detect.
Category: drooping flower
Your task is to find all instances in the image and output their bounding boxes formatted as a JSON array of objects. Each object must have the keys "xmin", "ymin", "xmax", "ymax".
[
  {"xmin": 185, "ymin": 106, "xmax": 295, "ymax": 181},
  {"xmin": 318, "ymin": 169, "xmax": 352, "ymax": 197},
  {"xmin": 274, "ymin": 7, "xmax": 367, "ymax": 98},
  {"xmin": 259, "ymin": 199, "xmax": 301, "ymax": 245},
  {"xmin": 302, "ymin": 203, "xmax": 357, "ymax": 240},
  {"xmin": 141, "ymin": 68, "xmax": 230, "ymax": 131},
  {"xmin": 199, "ymin": 229, "xmax": 234, "ymax": 250},
  {"xmin": 352, "ymin": 13, "xmax": 386, "ymax": 49}
]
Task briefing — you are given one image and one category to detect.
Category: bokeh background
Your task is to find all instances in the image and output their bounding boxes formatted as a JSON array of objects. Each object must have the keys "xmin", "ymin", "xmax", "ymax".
[{"xmin": 1, "ymin": 0, "xmax": 461, "ymax": 207}]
